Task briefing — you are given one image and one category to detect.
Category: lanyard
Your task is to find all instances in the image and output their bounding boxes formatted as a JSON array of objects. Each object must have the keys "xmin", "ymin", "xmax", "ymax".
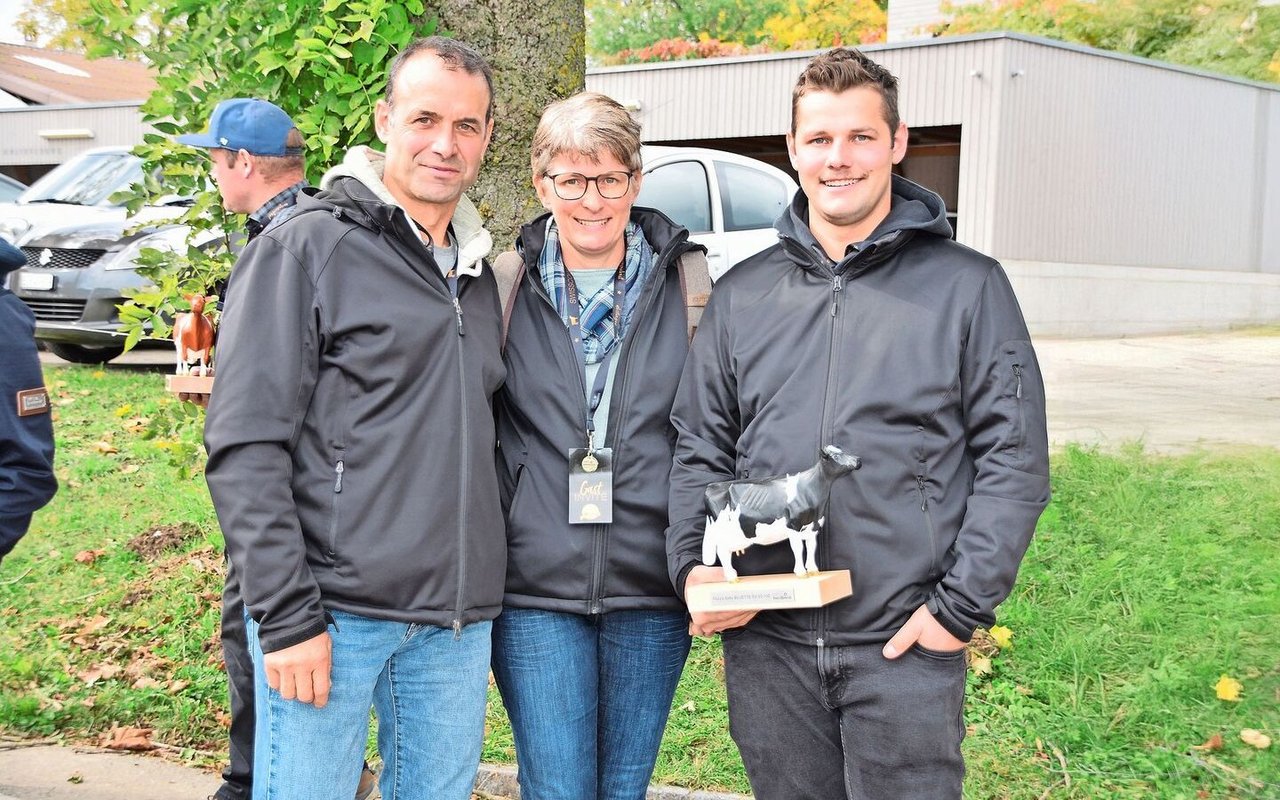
[{"xmin": 563, "ymin": 264, "xmax": 626, "ymax": 450}]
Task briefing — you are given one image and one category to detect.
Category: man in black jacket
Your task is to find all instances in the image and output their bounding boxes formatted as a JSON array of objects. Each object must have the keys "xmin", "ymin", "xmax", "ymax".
[
  {"xmin": 176, "ymin": 97, "xmax": 368, "ymax": 800},
  {"xmin": 667, "ymin": 47, "xmax": 1050, "ymax": 800},
  {"xmin": 0, "ymin": 237, "xmax": 57, "ymax": 566},
  {"xmin": 204, "ymin": 37, "xmax": 505, "ymax": 800}
]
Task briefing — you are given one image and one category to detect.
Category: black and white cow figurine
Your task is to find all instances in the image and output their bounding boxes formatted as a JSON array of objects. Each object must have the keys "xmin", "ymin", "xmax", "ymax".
[{"xmin": 702, "ymin": 445, "xmax": 861, "ymax": 581}]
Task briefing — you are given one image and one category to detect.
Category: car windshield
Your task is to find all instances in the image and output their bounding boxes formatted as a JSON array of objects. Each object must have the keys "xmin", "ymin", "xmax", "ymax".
[{"xmin": 19, "ymin": 151, "xmax": 143, "ymax": 207}]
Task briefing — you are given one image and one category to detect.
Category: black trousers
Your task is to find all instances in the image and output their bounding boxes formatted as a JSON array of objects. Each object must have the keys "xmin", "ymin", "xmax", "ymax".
[
  {"xmin": 722, "ymin": 628, "xmax": 966, "ymax": 800},
  {"xmin": 214, "ymin": 562, "xmax": 254, "ymax": 800}
]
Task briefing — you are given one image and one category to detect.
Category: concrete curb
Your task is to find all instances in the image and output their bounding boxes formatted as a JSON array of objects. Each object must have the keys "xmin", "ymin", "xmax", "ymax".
[{"xmin": 474, "ymin": 764, "xmax": 752, "ymax": 800}]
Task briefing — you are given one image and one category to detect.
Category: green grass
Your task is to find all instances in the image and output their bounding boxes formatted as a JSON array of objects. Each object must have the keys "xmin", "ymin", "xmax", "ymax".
[{"xmin": 2, "ymin": 366, "xmax": 1277, "ymax": 798}]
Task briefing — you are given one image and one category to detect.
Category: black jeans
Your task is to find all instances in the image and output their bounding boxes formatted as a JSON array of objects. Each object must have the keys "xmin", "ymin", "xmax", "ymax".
[
  {"xmin": 722, "ymin": 629, "xmax": 966, "ymax": 800},
  {"xmin": 214, "ymin": 563, "xmax": 254, "ymax": 800}
]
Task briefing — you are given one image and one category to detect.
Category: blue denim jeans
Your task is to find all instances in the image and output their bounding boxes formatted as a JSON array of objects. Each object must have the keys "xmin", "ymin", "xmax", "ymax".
[
  {"xmin": 491, "ymin": 608, "xmax": 692, "ymax": 800},
  {"xmin": 245, "ymin": 609, "xmax": 491, "ymax": 800},
  {"xmin": 721, "ymin": 628, "xmax": 967, "ymax": 800}
]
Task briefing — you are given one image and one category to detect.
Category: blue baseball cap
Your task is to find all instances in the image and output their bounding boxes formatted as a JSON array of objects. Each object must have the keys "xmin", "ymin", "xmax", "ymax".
[{"xmin": 177, "ymin": 98, "xmax": 301, "ymax": 156}]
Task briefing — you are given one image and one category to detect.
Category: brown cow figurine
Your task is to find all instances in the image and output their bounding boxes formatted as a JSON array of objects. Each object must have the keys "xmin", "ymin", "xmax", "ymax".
[{"xmin": 173, "ymin": 293, "xmax": 215, "ymax": 376}]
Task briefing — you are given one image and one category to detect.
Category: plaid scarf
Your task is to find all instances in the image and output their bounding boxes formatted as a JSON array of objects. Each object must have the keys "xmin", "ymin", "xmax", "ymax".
[{"xmin": 538, "ymin": 219, "xmax": 655, "ymax": 364}]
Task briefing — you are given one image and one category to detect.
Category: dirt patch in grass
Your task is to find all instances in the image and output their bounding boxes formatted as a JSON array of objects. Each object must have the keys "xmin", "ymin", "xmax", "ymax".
[{"xmin": 126, "ymin": 523, "xmax": 203, "ymax": 561}]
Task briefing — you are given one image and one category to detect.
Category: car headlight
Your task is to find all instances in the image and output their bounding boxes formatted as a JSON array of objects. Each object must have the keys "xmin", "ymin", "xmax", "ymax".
[
  {"xmin": 103, "ymin": 225, "xmax": 191, "ymax": 271},
  {"xmin": 0, "ymin": 217, "xmax": 32, "ymax": 245}
]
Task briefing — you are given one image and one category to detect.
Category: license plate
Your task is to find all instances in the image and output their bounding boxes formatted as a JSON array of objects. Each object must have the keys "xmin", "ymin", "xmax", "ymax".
[{"xmin": 18, "ymin": 272, "xmax": 55, "ymax": 291}]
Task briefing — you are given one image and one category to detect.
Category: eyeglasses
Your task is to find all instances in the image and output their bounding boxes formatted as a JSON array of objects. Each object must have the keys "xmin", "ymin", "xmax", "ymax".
[{"xmin": 544, "ymin": 171, "xmax": 634, "ymax": 201}]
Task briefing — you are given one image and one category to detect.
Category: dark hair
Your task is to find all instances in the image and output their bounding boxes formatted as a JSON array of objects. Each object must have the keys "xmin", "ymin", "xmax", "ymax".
[
  {"xmin": 792, "ymin": 48, "xmax": 900, "ymax": 136},
  {"xmin": 386, "ymin": 36, "xmax": 495, "ymax": 121}
]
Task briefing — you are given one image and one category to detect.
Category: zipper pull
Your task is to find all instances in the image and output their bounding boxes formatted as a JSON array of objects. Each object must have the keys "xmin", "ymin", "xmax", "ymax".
[
  {"xmin": 831, "ymin": 275, "xmax": 843, "ymax": 317},
  {"xmin": 1013, "ymin": 364, "xmax": 1023, "ymax": 399},
  {"xmin": 334, "ymin": 460, "xmax": 345, "ymax": 493},
  {"xmin": 452, "ymin": 619, "xmax": 462, "ymax": 640},
  {"xmin": 452, "ymin": 296, "xmax": 465, "ymax": 336},
  {"xmin": 915, "ymin": 475, "xmax": 928, "ymax": 512}
]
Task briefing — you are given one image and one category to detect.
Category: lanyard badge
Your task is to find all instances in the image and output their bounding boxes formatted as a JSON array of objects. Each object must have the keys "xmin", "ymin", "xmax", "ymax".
[{"xmin": 564, "ymin": 265, "xmax": 625, "ymax": 525}]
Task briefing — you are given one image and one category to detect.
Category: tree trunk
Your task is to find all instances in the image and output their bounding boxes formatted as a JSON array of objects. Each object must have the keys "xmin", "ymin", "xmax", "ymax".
[{"xmin": 430, "ymin": 0, "xmax": 586, "ymax": 249}]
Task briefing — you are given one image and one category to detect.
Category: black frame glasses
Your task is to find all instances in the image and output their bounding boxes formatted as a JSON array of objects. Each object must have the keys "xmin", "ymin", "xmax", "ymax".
[{"xmin": 544, "ymin": 170, "xmax": 634, "ymax": 201}]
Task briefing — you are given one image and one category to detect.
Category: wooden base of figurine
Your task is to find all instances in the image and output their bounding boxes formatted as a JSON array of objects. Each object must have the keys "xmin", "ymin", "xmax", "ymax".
[
  {"xmin": 164, "ymin": 374, "xmax": 215, "ymax": 395},
  {"xmin": 686, "ymin": 569, "xmax": 852, "ymax": 612}
]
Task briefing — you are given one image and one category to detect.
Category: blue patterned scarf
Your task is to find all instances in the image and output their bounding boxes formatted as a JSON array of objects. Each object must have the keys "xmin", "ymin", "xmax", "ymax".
[{"xmin": 538, "ymin": 219, "xmax": 655, "ymax": 364}]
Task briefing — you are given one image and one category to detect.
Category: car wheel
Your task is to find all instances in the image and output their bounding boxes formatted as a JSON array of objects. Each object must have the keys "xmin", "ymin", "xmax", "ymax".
[{"xmin": 48, "ymin": 343, "xmax": 126, "ymax": 364}]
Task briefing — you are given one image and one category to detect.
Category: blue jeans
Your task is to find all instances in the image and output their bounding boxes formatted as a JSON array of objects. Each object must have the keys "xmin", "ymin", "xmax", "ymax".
[
  {"xmin": 491, "ymin": 608, "xmax": 692, "ymax": 800},
  {"xmin": 722, "ymin": 628, "xmax": 967, "ymax": 800},
  {"xmin": 246, "ymin": 609, "xmax": 491, "ymax": 800}
]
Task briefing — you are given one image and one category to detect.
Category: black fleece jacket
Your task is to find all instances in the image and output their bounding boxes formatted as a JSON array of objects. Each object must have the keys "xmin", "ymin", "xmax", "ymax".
[
  {"xmin": 205, "ymin": 170, "xmax": 507, "ymax": 654},
  {"xmin": 497, "ymin": 207, "xmax": 704, "ymax": 614},
  {"xmin": 667, "ymin": 176, "xmax": 1050, "ymax": 645}
]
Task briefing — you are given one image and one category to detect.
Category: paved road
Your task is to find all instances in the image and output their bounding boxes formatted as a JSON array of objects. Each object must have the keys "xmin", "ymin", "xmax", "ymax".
[
  {"xmin": 1036, "ymin": 332, "xmax": 1280, "ymax": 453},
  {"xmin": 41, "ymin": 331, "xmax": 1280, "ymax": 454}
]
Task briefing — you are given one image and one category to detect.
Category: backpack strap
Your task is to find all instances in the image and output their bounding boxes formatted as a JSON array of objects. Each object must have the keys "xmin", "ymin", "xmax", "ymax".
[
  {"xmin": 676, "ymin": 249, "xmax": 712, "ymax": 343},
  {"xmin": 492, "ymin": 250, "xmax": 525, "ymax": 351}
]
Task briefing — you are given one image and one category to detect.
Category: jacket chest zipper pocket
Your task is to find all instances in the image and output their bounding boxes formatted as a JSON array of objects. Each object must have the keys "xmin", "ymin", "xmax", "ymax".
[
  {"xmin": 1011, "ymin": 362, "xmax": 1026, "ymax": 463},
  {"xmin": 326, "ymin": 456, "xmax": 345, "ymax": 559},
  {"xmin": 916, "ymin": 474, "xmax": 939, "ymax": 574}
]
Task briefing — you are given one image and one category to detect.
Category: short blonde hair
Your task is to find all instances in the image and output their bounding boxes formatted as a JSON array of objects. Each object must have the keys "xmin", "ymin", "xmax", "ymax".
[{"xmin": 530, "ymin": 92, "xmax": 643, "ymax": 179}]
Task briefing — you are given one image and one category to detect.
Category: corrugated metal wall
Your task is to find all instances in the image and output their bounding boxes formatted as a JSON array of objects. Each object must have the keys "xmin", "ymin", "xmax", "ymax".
[
  {"xmin": 588, "ymin": 35, "xmax": 1278, "ymax": 272},
  {"xmin": 587, "ymin": 37, "xmax": 1009, "ymax": 251},
  {"xmin": 994, "ymin": 39, "xmax": 1271, "ymax": 272},
  {"xmin": 1259, "ymin": 91, "xmax": 1279, "ymax": 274},
  {"xmin": 0, "ymin": 102, "xmax": 148, "ymax": 167}
]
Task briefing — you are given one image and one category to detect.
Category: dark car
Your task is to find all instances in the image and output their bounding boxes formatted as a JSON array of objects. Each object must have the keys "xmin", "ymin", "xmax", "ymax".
[{"xmin": 0, "ymin": 147, "xmax": 190, "ymax": 364}]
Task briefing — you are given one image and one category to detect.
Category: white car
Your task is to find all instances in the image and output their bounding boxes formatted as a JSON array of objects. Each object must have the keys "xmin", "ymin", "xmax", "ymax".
[{"xmin": 638, "ymin": 146, "xmax": 797, "ymax": 281}]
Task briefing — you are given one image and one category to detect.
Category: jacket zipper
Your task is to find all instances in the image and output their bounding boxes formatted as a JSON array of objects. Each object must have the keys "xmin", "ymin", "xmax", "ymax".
[
  {"xmin": 916, "ymin": 474, "xmax": 939, "ymax": 573},
  {"xmin": 816, "ymin": 268, "xmax": 844, "ymax": 647},
  {"xmin": 1012, "ymin": 363, "xmax": 1025, "ymax": 462},
  {"xmin": 326, "ymin": 456, "xmax": 345, "ymax": 558},
  {"xmin": 588, "ymin": 247, "xmax": 684, "ymax": 612},
  {"xmin": 526, "ymin": 266, "xmax": 607, "ymax": 613}
]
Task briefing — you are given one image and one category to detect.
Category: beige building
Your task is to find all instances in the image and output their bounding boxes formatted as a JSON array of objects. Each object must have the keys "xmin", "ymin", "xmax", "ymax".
[
  {"xmin": 0, "ymin": 42, "xmax": 153, "ymax": 183},
  {"xmin": 587, "ymin": 32, "xmax": 1280, "ymax": 336}
]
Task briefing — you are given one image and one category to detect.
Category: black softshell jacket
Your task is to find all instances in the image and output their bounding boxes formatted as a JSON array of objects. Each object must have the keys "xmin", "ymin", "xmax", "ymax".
[
  {"xmin": 205, "ymin": 161, "xmax": 507, "ymax": 654},
  {"xmin": 667, "ymin": 176, "xmax": 1050, "ymax": 646},
  {"xmin": 496, "ymin": 208, "xmax": 703, "ymax": 613}
]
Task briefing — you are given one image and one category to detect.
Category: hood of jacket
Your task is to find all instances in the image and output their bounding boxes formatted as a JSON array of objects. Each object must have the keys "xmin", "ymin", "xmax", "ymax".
[
  {"xmin": 777, "ymin": 174, "xmax": 953, "ymax": 274},
  {"xmin": 317, "ymin": 145, "xmax": 492, "ymax": 277}
]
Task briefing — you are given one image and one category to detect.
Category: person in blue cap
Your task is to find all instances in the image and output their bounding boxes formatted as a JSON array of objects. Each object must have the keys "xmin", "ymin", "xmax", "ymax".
[
  {"xmin": 178, "ymin": 100, "xmax": 376, "ymax": 800},
  {"xmin": 177, "ymin": 98, "xmax": 309, "ymax": 242},
  {"xmin": 0, "ymin": 236, "xmax": 57, "ymax": 566}
]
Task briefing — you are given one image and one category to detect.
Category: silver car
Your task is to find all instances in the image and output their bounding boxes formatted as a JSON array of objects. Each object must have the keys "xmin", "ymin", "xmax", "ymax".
[{"xmin": 1, "ymin": 147, "xmax": 189, "ymax": 364}]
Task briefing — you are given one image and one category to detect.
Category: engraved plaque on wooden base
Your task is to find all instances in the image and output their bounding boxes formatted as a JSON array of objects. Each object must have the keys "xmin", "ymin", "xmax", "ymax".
[
  {"xmin": 686, "ymin": 569, "xmax": 852, "ymax": 613},
  {"xmin": 164, "ymin": 374, "xmax": 215, "ymax": 395}
]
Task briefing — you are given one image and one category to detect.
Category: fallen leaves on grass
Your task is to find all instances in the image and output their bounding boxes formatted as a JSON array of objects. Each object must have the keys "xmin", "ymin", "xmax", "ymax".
[
  {"xmin": 988, "ymin": 625, "xmax": 1014, "ymax": 649},
  {"xmin": 77, "ymin": 662, "xmax": 122, "ymax": 686},
  {"xmin": 1239, "ymin": 729, "xmax": 1271, "ymax": 749},
  {"xmin": 91, "ymin": 440, "xmax": 119, "ymax": 455},
  {"xmin": 100, "ymin": 725, "xmax": 155, "ymax": 751},
  {"xmin": 1192, "ymin": 733, "xmax": 1225, "ymax": 751},
  {"xmin": 970, "ymin": 656, "xmax": 993, "ymax": 676},
  {"xmin": 74, "ymin": 549, "xmax": 106, "ymax": 564},
  {"xmin": 73, "ymin": 615, "xmax": 111, "ymax": 640},
  {"xmin": 1215, "ymin": 675, "xmax": 1243, "ymax": 702},
  {"xmin": 125, "ymin": 523, "xmax": 203, "ymax": 560}
]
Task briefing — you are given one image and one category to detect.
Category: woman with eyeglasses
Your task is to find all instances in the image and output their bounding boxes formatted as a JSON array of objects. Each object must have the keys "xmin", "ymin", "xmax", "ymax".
[{"xmin": 492, "ymin": 91, "xmax": 708, "ymax": 800}]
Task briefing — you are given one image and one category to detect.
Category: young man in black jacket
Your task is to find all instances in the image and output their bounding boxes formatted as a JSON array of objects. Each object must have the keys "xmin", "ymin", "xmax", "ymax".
[
  {"xmin": 204, "ymin": 37, "xmax": 504, "ymax": 800},
  {"xmin": 667, "ymin": 47, "xmax": 1050, "ymax": 800}
]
